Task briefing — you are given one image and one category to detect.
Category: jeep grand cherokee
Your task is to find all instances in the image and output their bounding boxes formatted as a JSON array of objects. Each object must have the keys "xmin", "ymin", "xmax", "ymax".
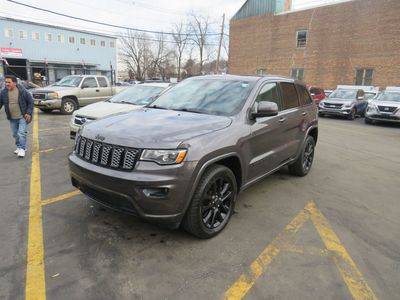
[{"xmin": 69, "ymin": 75, "xmax": 318, "ymax": 238}]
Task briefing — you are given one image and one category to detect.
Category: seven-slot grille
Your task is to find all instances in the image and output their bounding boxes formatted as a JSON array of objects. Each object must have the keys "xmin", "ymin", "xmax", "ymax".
[
  {"xmin": 378, "ymin": 106, "xmax": 397, "ymax": 113},
  {"xmin": 75, "ymin": 136, "xmax": 140, "ymax": 171},
  {"xmin": 324, "ymin": 103, "xmax": 343, "ymax": 109}
]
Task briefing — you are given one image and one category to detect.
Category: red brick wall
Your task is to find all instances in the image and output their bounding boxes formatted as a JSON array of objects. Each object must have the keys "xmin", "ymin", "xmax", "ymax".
[{"xmin": 229, "ymin": 0, "xmax": 400, "ymax": 89}]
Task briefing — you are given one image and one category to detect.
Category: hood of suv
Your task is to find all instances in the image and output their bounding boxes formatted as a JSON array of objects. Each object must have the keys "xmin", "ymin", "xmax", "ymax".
[
  {"xmin": 371, "ymin": 100, "xmax": 400, "ymax": 109},
  {"xmin": 74, "ymin": 101, "xmax": 142, "ymax": 119},
  {"xmin": 323, "ymin": 98, "xmax": 354, "ymax": 106},
  {"xmin": 80, "ymin": 108, "xmax": 232, "ymax": 149},
  {"xmin": 32, "ymin": 86, "xmax": 78, "ymax": 93}
]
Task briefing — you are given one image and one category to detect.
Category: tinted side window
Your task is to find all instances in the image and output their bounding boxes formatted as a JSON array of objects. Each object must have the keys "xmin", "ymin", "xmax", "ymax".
[
  {"xmin": 297, "ymin": 84, "xmax": 313, "ymax": 105},
  {"xmin": 280, "ymin": 82, "xmax": 299, "ymax": 110},
  {"xmin": 255, "ymin": 82, "xmax": 281, "ymax": 110},
  {"xmin": 97, "ymin": 77, "xmax": 108, "ymax": 87},
  {"xmin": 82, "ymin": 77, "xmax": 98, "ymax": 88}
]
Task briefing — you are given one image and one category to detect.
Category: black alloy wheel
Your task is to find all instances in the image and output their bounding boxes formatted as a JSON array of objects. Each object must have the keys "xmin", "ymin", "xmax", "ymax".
[
  {"xmin": 182, "ymin": 165, "xmax": 237, "ymax": 238},
  {"xmin": 201, "ymin": 176, "xmax": 234, "ymax": 230}
]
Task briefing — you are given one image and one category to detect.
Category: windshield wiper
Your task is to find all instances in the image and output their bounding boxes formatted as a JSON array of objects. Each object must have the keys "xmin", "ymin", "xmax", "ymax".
[
  {"xmin": 119, "ymin": 100, "xmax": 136, "ymax": 105},
  {"xmin": 172, "ymin": 108, "xmax": 205, "ymax": 114},
  {"xmin": 147, "ymin": 105, "xmax": 168, "ymax": 110}
]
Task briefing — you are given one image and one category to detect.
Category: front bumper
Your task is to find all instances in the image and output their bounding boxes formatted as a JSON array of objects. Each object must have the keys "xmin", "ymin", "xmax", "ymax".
[
  {"xmin": 69, "ymin": 153, "xmax": 198, "ymax": 227},
  {"xmin": 366, "ymin": 113, "xmax": 400, "ymax": 123},
  {"xmin": 34, "ymin": 99, "xmax": 61, "ymax": 109},
  {"xmin": 319, "ymin": 107, "xmax": 352, "ymax": 116}
]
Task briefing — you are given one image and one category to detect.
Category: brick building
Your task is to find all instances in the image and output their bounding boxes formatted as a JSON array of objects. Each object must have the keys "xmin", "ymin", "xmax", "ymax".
[{"xmin": 229, "ymin": 0, "xmax": 400, "ymax": 89}]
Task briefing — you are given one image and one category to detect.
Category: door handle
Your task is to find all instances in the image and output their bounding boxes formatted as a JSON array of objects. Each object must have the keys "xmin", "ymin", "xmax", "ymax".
[
  {"xmin": 302, "ymin": 111, "xmax": 308, "ymax": 116},
  {"xmin": 278, "ymin": 117, "xmax": 286, "ymax": 123},
  {"xmin": 96, "ymin": 89, "xmax": 100, "ymax": 92}
]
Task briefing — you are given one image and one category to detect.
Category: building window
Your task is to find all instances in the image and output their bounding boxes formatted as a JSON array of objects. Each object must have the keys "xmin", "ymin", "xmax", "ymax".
[
  {"xmin": 355, "ymin": 68, "xmax": 373, "ymax": 85},
  {"xmin": 100, "ymin": 41, "xmax": 106, "ymax": 47},
  {"xmin": 58, "ymin": 34, "xmax": 64, "ymax": 42},
  {"xmin": 19, "ymin": 30, "xmax": 27, "ymax": 39},
  {"xmin": 32, "ymin": 32, "xmax": 40, "ymax": 40},
  {"xmin": 90, "ymin": 39, "xmax": 96, "ymax": 46},
  {"xmin": 45, "ymin": 33, "xmax": 52, "ymax": 41},
  {"xmin": 291, "ymin": 68, "xmax": 304, "ymax": 81},
  {"xmin": 256, "ymin": 69, "xmax": 267, "ymax": 76},
  {"xmin": 69, "ymin": 36, "xmax": 75, "ymax": 43},
  {"xmin": 4, "ymin": 28, "xmax": 13, "ymax": 38},
  {"xmin": 110, "ymin": 41, "xmax": 115, "ymax": 48},
  {"xmin": 296, "ymin": 30, "xmax": 307, "ymax": 48},
  {"xmin": 80, "ymin": 38, "xmax": 86, "ymax": 45}
]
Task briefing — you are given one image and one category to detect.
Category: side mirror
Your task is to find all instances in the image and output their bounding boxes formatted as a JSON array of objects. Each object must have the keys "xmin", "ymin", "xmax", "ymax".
[{"xmin": 251, "ymin": 101, "xmax": 279, "ymax": 119}]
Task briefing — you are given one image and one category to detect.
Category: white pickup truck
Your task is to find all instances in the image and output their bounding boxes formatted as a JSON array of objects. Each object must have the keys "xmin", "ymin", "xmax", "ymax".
[{"xmin": 32, "ymin": 75, "xmax": 127, "ymax": 114}]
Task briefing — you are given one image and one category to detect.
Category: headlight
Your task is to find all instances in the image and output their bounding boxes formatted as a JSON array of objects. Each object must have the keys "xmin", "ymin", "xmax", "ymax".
[
  {"xmin": 319, "ymin": 102, "xmax": 325, "ymax": 108},
  {"xmin": 140, "ymin": 149, "xmax": 187, "ymax": 165},
  {"xmin": 47, "ymin": 92, "xmax": 58, "ymax": 100},
  {"xmin": 367, "ymin": 104, "xmax": 378, "ymax": 114}
]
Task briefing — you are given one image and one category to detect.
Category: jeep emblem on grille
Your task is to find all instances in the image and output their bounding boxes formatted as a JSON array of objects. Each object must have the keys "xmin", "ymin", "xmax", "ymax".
[
  {"xmin": 95, "ymin": 134, "xmax": 105, "ymax": 141},
  {"xmin": 385, "ymin": 107, "xmax": 390, "ymax": 111}
]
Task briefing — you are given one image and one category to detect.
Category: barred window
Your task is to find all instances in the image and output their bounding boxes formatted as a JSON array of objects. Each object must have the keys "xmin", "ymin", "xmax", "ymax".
[{"xmin": 296, "ymin": 30, "xmax": 307, "ymax": 48}]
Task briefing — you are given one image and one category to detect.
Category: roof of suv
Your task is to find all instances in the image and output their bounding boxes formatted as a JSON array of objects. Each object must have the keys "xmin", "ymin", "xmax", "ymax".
[{"xmin": 191, "ymin": 74, "xmax": 296, "ymax": 83}]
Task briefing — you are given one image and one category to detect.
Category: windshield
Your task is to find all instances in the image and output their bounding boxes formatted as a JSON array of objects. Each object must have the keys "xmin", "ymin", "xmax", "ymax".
[
  {"xmin": 54, "ymin": 76, "xmax": 82, "ymax": 87},
  {"xmin": 148, "ymin": 78, "xmax": 256, "ymax": 116},
  {"xmin": 329, "ymin": 89, "xmax": 357, "ymax": 100},
  {"xmin": 109, "ymin": 85, "xmax": 165, "ymax": 105},
  {"xmin": 364, "ymin": 92, "xmax": 377, "ymax": 100},
  {"xmin": 377, "ymin": 92, "xmax": 400, "ymax": 102}
]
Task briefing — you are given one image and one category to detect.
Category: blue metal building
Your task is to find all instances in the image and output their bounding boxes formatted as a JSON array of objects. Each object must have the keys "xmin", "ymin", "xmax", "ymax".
[
  {"xmin": 0, "ymin": 17, "xmax": 117, "ymax": 84},
  {"xmin": 231, "ymin": 0, "xmax": 289, "ymax": 20}
]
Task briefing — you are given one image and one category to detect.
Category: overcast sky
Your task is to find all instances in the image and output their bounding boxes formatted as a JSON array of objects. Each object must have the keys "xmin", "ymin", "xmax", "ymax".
[{"xmin": 0, "ymin": 0, "xmax": 345, "ymax": 36}]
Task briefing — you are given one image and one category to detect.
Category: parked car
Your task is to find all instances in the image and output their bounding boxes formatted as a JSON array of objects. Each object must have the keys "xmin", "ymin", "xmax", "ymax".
[
  {"xmin": 70, "ymin": 82, "xmax": 170, "ymax": 139},
  {"xmin": 309, "ymin": 87, "xmax": 326, "ymax": 105},
  {"xmin": 365, "ymin": 87, "xmax": 400, "ymax": 124},
  {"xmin": 32, "ymin": 75, "xmax": 128, "ymax": 114},
  {"xmin": 318, "ymin": 85, "xmax": 376, "ymax": 120},
  {"xmin": 69, "ymin": 75, "xmax": 318, "ymax": 238}
]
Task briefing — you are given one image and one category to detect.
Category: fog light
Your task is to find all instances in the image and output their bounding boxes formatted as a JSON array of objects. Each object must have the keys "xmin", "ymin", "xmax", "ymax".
[{"xmin": 143, "ymin": 188, "xmax": 169, "ymax": 198}]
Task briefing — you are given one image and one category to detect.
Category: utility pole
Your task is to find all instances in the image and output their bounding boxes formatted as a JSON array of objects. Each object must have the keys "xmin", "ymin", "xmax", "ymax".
[{"xmin": 215, "ymin": 13, "xmax": 225, "ymax": 74}]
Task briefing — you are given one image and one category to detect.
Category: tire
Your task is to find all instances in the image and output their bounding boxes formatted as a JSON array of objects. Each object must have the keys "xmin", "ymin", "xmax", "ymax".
[
  {"xmin": 182, "ymin": 164, "xmax": 237, "ymax": 239},
  {"xmin": 39, "ymin": 108, "xmax": 53, "ymax": 113},
  {"xmin": 348, "ymin": 108, "xmax": 356, "ymax": 120},
  {"xmin": 318, "ymin": 112, "xmax": 324, "ymax": 117},
  {"xmin": 60, "ymin": 98, "xmax": 77, "ymax": 115},
  {"xmin": 288, "ymin": 135, "xmax": 316, "ymax": 177}
]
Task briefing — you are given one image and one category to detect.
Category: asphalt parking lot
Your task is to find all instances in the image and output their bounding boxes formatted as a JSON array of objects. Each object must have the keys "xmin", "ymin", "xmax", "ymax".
[{"xmin": 0, "ymin": 110, "xmax": 399, "ymax": 300}]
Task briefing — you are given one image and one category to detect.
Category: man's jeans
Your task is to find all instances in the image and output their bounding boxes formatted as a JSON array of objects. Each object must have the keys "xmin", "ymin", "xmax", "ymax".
[{"xmin": 9, "ymin": 118, "xmax": 28, "ymax": 150}]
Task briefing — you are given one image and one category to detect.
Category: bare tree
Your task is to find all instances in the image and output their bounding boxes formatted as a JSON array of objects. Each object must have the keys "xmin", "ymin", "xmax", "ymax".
[
  {"xmin": 119, "ymin": 31, "xmax": 152, "ymax": 81},
  {"xmin": 172, "ymin": 22, "xmax": 189, "ymax": 81},
  {"xmin": 151, "ymin": 33, "xmax": 173, "ymax": 80},
  {"xmin": 188, "ymin": 14, "xmax": 211, "ymax": 74}
]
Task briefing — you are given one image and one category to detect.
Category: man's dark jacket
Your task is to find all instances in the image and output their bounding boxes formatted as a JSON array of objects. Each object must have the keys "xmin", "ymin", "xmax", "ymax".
[{"xmin": 0, "ymin": 84, "xmax": 34, "ymax": 122}]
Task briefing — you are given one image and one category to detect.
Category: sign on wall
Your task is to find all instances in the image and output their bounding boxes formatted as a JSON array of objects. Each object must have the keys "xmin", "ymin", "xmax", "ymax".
[{"xmin": 0, "ymin": 47, "xmax": 23, "ymax": 57}]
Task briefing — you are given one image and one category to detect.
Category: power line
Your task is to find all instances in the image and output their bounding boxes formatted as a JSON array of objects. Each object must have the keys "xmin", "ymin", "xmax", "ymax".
[
  {"xmin": 6, "ymin": 0, "xmax": 223, "ymax": 37},
  {"xmin": 0, "ymin": 10, "xmax": 225, "ymax": 47}
]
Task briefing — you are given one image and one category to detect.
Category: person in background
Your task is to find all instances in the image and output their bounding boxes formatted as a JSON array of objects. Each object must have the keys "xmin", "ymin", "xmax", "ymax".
[{"xmin": 0, "ymin": 75, "xmax": 34, "ymax": 158}]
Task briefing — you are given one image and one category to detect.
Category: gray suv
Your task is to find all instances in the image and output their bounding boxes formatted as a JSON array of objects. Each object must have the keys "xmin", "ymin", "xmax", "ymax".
[{"xmin": 69, "ymin": 75, "xmax": 318, "ymax": 238}]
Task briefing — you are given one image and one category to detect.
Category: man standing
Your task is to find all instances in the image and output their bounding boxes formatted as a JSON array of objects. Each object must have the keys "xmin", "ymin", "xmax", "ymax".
[{"xmin": 0, "ymin": 75, "xmax": 34, "ymax": 158}]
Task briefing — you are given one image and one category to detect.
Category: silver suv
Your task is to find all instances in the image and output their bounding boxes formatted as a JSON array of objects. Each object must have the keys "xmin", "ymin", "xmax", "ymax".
[
  {"xmin": 365, "ymin": 87, "xmax": 400, "ymax": 124},
  {"xmin": 69, "ymin": 75, "xmax": 318, "ymax": 238}
]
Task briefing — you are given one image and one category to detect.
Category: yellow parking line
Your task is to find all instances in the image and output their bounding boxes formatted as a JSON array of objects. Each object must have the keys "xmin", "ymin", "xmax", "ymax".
[
  {"xmin": 41, "ymin": 190, "xmax": 81, "ymax": 206},
  {"xmin": 26, "ymin": 108, "xmax": 46, "ymax": 300},
  {"xmin": 223, "ymin": 203, "xmax": 310, "ymax": 300},
  {"xmin": 306, "ymin": 202, "xmax": 378, "ymax": 300},
  {"xmin": 223, "ymin": 202, "xmax": 378, "ymax": 300},
  {"xmin": 39, "ymin": 146, "xmax": 71, "ymax": 154}
]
